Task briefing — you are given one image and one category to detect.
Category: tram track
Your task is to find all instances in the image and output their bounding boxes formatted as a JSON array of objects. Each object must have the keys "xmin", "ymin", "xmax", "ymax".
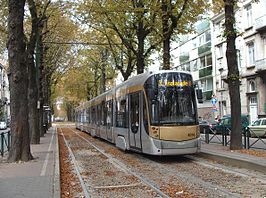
[
  {"xmin": 59, "ymin": 128, "xmax": 91, "ymax": 197},
  {"xmin": 69, "ymin": 127, "xmax": 171, "ymax": 198},
  {"xmin": 60, "ymin": 127, "xmax": 171, "ymax": 198},
  {"xmin": 59, "ymin": 126, "xmax": 266, "ymax": 197}
]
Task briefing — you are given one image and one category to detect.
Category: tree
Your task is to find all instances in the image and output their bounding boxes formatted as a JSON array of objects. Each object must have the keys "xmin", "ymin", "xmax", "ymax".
[
  {"xmin": 76, "ymin": 0, "xmax": 160, "ymax": 76},
  {"xmin": 160, "ymin": 0, "xmax": 208, "ymax": 69},
  {"xmin": 7, "ymin": 0, "xmax": 33, "ymax": 162},
  {"xmin": 27, "ymin": 0, "xmax": 41, "ymax": 144},
  {"xmin": 224, "ymin": 0, "xmax": 242, "ymax": 150}
]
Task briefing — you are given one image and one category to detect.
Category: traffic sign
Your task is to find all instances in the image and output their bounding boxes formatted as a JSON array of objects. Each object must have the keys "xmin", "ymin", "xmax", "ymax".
[{"xmin": 211, "ymin": 98, "xmax": 217, "ymax": 105}]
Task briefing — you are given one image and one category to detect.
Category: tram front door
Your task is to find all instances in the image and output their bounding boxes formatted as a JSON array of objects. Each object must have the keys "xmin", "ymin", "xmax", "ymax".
[{"xmin": 129, "ymin": 92, "xmax": 142, "ymax": 150}]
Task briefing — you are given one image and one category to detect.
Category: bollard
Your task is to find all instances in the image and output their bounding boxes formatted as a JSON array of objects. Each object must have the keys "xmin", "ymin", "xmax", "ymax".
[
  {"xmin": 8, "ymin": 130, "xmax": 11, "ymax": 151},
  {"xmin": 247, "ymin": 127, "xmax": 250, "ymax": 149},
  {"xmin": 204, "ymin": 128, "xmax": 209, "ymax": 144},
  {"xmin": 243, "ymin": 128, "xmax": 247, "ymax": 149},
  {"xmin": 1, "ymin": 133, "xmax": 4, "ymax": 157}
]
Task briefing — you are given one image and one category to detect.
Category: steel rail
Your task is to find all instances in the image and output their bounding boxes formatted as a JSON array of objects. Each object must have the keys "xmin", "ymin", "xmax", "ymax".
[{"xmin": 59, "ymin": 128, "xmax": 91, "ymax": 198}]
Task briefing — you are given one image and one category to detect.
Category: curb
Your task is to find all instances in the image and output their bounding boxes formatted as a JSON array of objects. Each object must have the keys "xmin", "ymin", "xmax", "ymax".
[
  {"xmin": 53, "ymin": 127, "xmax": 61, "ymax": 198},
  {"xmin": 198, "ymin": 149, "xmax": 266, "ymax": 174}
]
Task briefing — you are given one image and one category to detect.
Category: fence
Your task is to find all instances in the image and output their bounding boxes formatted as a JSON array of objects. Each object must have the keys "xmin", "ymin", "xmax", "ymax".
[
  {"xmin": 202, "ymin": 127, "xmax": 266, "ymax": 150},
  {"xmin": 0, "ymin": 130, "xmax": 11, "ymax": 157}
]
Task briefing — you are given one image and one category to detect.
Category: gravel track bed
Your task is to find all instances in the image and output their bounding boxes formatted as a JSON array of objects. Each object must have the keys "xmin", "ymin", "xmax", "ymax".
[
  {"xmin": 61, "ymin": 128, "xmax": 162, "ymax": 198},
  {"xmin": 60, "ymin": 127, "xmax": 266, "ymax": 197}
]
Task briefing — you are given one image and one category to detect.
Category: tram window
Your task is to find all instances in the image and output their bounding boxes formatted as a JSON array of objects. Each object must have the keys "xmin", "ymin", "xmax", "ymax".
[
  {"xmin": 92, "ymin": 107, "xmax": 96, "ymax": 123},
  {"xmin": 106, "ymin": 100, "xmax": 113, "ymax": 128},
  {"xmin": 116, "ymin": 98, "xmax": 128, "ymax": 128},
  {"xmin": 101, "ymin": 101, "xmax": 106, "ymax": 126},
  {"xmin": 86, "ymin": 108, "xmax": 90, "ymax": 123},
  {"xmin": 143, "ymin": 100, "xmax": 149, "ymax": 134},
  {"xmin": 130, "ymin": 93, "xmax": 139, "ymax": 133},
  {"xmin": 100, "ymin": 101, "xmax": 106, "ymax": 126},
  {"xmin": 97, "ymin": 105, "xmax": 102, "ymax": 126}
]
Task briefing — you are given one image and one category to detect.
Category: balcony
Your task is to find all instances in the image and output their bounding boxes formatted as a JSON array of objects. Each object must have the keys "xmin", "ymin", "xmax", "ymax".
[
  {"xmin": 255, "ymin": 58, "xmax": 266, "ymax": 83},
  {"xmin": 179, "ymin": 53, "xmax": 189, "ymax": 63},
  {"xmin": 256, "ymin": 58, "xmax": 266, "ymax": 72},
  {"xmin": 198, "ymin": 41, "xmax": 211, "ymax": 55},
  {"xmin": 255, "ymin": 15, "xmax": 266, "ymax": 32},
  {"xmin": 199, "ymin": 66, "xmax": 212, "ymax": 78}
]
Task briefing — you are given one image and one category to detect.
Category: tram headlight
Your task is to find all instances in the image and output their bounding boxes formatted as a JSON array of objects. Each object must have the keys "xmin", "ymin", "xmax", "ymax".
[{"xmin": 150, "ymin": 126, "xmax": 159, "ymax": 139}]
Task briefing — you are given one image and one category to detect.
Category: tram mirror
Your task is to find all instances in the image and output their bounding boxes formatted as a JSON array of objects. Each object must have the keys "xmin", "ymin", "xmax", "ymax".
[{"xmin": 196, "ymin": 89, "xmax": 203, "ymax": 103}]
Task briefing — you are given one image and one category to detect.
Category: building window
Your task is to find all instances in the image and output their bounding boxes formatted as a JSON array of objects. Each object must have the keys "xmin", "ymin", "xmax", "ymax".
[
  {"xmin": 248, "ymin": 80, "xmax": 256, "ymax": 92},
  {"xmin": 199, "ymin": 77, "xmax": 213, "ymax": 92},
  {"xmin": 249, "ymin": 96, "xmax": 257, "ymax": 104},
  {"xmin": 205, "ymin": 31, "xmax": 211, "ymax": 42},
  {"xmin": 180, "ymin": 62, "xmax": 190, "ymax": 71},
  {"xmin": 245, "ymin": 4, "xmax": 253, "ymax": 29},
  {"xmin": 198, "ymin": 34, "xmax": 205, "ymax": 46},
  {"xmin": 215, "ymin": 22, "xmax": 221, "ymax": 37},
  {"xmin": 197, "ymin": 77, "xmax": 213, "ymax": 100},
  {"xmin": 217, "ymin": 44, "xmax": 223, "ymax": 58},
  {"xmin": 217, "ymin": 59, "xmax": 223, "ymax": 70},
  {"xmin": 192, "ymin": 37, "xmax": 197, "ymax": 49},
  {"xmin": 199, "ymin": 54, "xmax": 212, "ymax": 68},
  {"xmin": 219, "ymin": 74, "xmax": 225, "ymax": 89},
  {"xmin": 247, "ymin": 42, "xmax": 255, "ymax": 66},
  {"xmin": 191, "ymin": 59, "xmax": 198, "ymax": 71}
]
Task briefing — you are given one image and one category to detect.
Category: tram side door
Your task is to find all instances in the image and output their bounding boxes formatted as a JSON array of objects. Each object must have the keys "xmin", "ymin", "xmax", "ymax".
[{"xmin": 129, "ymin": 92, "xmax": 142, "ymax": 150}]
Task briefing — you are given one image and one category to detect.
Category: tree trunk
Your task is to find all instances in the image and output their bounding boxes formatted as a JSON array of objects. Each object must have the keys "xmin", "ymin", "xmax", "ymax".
[
  {"xmin": 100, "ymin": 49, "xmax": 107, "ymax": 94},
  {"xmin": 7, "ymin": 0, "xmax": 33, "ymax": 162},
  {"xmin": 161, "ymin": 0, "xmax": 171, "ymax": 70},
  {"xmin": 27, "ymin": 0, "xmax": 40, "ymax": 144},
  {"xmin": 38, "ymin": 25, "xmax": 45, "ymax": 137},
  {"xmin": 136, "ymin": 34, "xmax": 145, "ymax": 74},
  {"xmin": 28, "ymin": 54, "xmax": 40, "ymax": 143},
  {"xmin": 224, "ymin": 0, "xmax": 242, "ymax": 150},
  {"xmin": 136, "ymin": 0, "xmax": 145, "ymax": 74}
]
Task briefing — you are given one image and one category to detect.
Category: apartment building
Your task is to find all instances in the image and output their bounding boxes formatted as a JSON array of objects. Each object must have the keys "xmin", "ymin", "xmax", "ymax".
[
  {"xmin": 173, "ymin": 0, "xmax": 266, "ymax": 122},
  {"xmin": 174, "ymin": 20, "xmax": 215, "ymax": 120},
  {"xmin": 0, "ymin": 60, "xmax": 10, "ymax": 122},
  {"xmin": 212, "ymin": 0, "xmax": 266, "ymax": 123}
]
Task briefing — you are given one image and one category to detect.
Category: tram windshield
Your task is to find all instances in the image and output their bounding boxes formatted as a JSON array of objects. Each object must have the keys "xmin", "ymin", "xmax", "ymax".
[{"xmin": 144, "ymin": 72, "xmax": 197, "ymax": 126}]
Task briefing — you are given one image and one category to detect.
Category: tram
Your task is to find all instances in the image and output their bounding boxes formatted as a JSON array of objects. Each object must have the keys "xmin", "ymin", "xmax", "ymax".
[{"xmin": 75, "ymin": 70, "xmax": 202, "ymax": 155}]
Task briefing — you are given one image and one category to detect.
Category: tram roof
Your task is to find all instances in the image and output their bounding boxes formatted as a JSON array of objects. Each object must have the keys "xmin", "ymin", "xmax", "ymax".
[
  {"xmin": 77, "ymin": 70, "xmax": 192, "ymax": 108},
  {"xmin": 115, "ymin": 70, "xmax": 191, "ymax": 89}
]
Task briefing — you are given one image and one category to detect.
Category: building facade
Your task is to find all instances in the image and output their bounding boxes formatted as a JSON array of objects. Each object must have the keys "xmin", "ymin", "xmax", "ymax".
[
  {"xmin": 212, "ymin": 0, "xmax": 266, "ymax": 123},
  {"xmin": 0, "ymin": 60, "xmax": 10, "ymax": 123},
  {"xmin": 173, "ymin": 20, "xmax": 215, "ymax": 120},
  {"xmin": 173, "ymin": 0, "xmax": 266, "ymax": 122}
]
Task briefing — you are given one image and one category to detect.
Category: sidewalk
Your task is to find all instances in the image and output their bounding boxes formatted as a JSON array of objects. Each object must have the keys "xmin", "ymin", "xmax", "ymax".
[
  {"xmin": 0, "ymin": 127, "xmax": 60, "ymax": 198},
  {"xmin": 200, "ymin": 141, "xmax": 266, "ymax": 173}
]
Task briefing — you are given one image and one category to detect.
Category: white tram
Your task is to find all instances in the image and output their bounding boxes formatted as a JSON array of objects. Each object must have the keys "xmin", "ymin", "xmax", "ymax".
[{"xmin": 75, "ymin": 70, "xmax": 201, "ymax": 155}]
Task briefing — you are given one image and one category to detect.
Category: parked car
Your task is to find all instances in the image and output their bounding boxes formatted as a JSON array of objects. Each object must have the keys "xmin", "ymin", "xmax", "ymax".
[
  {"xmin": 54, "ymin": 117, "xmax": 65, "ymax": 122},
  {"xmin": 0, "ymin": 121, "xmax": 7, "ymax": 130},
  {"xmin": 199, "ymin": 120, "xmax": 217, "ymax": 133},
  {"xmin": 213, "ymin": 114, "xmax": 249, "ymax": 134},
  {"xmin": 247, "ymin": 118, "xmax": 266, "ymax": 137}
]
